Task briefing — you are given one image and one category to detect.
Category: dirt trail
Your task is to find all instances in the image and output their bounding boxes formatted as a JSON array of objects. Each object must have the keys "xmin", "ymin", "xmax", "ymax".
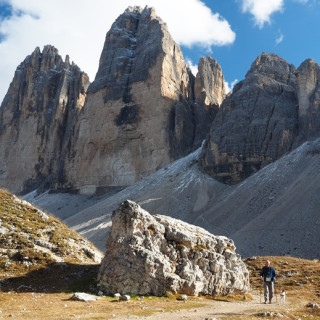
[{"xmin": 115, "ymin": 293, "xmax": 288, "ymax": 320}]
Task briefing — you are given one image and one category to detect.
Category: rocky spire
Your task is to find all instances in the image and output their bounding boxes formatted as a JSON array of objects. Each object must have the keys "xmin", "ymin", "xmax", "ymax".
[
  {"xmin": 295, "ymin": 58, "xmax": 320, "ymax": 145},
  {"xmin": 200, "ymin": 52, "xmax": 299, "ymax": 184},
  {"xmin": 62, "ymin": 6, "xmax": 222, "ymax": 192},
  {"xmin": 195, "ymin": 56, "xmax": 226, "ymax": 107},
  {"xmin": 0, "ymin": 45, "xmax": 90, "ymax": 194}
]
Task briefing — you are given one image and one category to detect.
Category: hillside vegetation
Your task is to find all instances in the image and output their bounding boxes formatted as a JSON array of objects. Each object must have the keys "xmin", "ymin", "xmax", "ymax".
[{"xmin": 0, "ymin": 189, "xmax": 101, "ymax": 286}]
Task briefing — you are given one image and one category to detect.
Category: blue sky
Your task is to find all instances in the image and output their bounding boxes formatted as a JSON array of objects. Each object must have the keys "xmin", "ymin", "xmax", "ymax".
[
  {"xmin": 0, "ymin": 0, "xmax": 319, "ymax": 101},
  {"xmin": 184, "ymin": 0, "xmax": 320, "ymax": 90}
]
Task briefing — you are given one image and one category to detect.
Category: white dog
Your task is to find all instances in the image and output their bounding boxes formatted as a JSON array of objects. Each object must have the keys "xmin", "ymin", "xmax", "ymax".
[{"xmin": 279, "ymin": 289, "xmax": 286, "ymax": 303}]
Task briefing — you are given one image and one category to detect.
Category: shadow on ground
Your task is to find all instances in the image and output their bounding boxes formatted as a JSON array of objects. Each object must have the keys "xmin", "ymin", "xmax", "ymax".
[{"xmin": 0, "ymin": 263, "xmax": 100, "ymax": 293}]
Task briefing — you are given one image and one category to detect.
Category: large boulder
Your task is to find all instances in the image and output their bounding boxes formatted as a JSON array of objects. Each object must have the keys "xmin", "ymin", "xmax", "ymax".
[{"xmin": 98, "ymin": 200, "xmax": 249, "ymax": 296}]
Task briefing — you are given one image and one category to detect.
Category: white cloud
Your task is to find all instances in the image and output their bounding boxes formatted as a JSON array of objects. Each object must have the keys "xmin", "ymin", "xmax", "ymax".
[
  {"xmin": 186, "ymin": 58, "xmax": 198, "ymax": 76},
  {"xmin": 224, "ymin": 79, "xmax": 239, "ymax": 93},
  {"xmin": 0, "ymin": 0, "xmax": 236, "ymax": 104},
  {"xmin": 240, "ymin": 0, "xmax": 284, "ymax": 28},
  {"xmin": 275, "ymin": 31, "xmax": 284, "ymax": 45}
]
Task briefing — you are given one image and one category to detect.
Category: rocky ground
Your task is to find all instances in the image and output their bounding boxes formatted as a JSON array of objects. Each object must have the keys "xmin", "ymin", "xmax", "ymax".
[
  {"xmin": 26, "ymin": 138, "xmax": 320, "ymax": 259},
  {"xmin": 0, "ymin": 256, "xmax": 319, "ymax": 319}
]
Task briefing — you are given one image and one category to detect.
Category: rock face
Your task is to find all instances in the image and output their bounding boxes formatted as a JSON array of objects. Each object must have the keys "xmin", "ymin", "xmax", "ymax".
[
  {"xmin": 98, "ymin": 200, "xmax": 249, "ymax": 296},
  {"xmin": 295, "ymin": 58, "xmax": 320, "ymax": 145},
  {"xmin": 0, "ymin": 45, "xmax": 89, "ymax": 194},
  {"xmin": 195, "ymin": 56, "xmax": 226, "ymax": 107},
  {"xmin": 0, "ymin": 6, "xmax": 225, "ymax": 194},
  {"xmin": 62, "ymin": 6, "xmax": 223, "ymax": 191},
  {"xmin": 200, "ymin": 52, "xmax": 320, "ymax": 184}
]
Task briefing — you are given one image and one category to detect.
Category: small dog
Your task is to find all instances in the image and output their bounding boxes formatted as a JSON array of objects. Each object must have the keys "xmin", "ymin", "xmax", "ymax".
[{"xmin": 280, "ymin": 289, "xmax": 286, "ymax": 303}]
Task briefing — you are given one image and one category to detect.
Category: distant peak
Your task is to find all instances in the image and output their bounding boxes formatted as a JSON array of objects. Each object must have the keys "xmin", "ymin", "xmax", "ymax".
[
  {"xmin": 298, "ymin": 58, "xmax": 320, "ymax": 71},
  {"xmin": 42, "ymin": 44, "xmax": 59, "ymax": 55},
  {"xmin": 246, "ymin": 52, "xmax": 296, "ymax": 82},
  {"xmin": 125, "ymin": 5, "xmax": 155, "ymax": 15},
  {"xmin": 117, "ymin": 5, "xmax": 162, "ymax": 25},
  {"xmin": 251, "ymin": 52, "xmax": 287, "ymax": 67}
]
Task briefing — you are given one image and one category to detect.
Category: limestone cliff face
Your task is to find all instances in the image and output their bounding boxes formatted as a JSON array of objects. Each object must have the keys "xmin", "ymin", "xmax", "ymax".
[
  {"xmin": 200, "ymin": 53, "xmax": 299, "ymax": 184},
  {"xmin": 200, "ymin": 53, "xmax": 320, "ymax": 184},
  {"xmin": 195, "ymin": 56, "xmax": 226, "ymax": 107},
  {"xmin": 63, "ymin": 6, "xmax": 219, "ymax": 190},
  {"xmin": 0, "ymin": 45, "xmax": 89, "ymax": 194},
  {"xmin": 295, "ymin": 59, "xmax": 320, "ymax": 145}
]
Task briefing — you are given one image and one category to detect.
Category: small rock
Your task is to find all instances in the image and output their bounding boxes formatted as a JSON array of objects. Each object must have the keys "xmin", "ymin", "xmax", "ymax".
[
  {"xmin": 70, "ymin": 292, "xmax": 99, "ymax": 302},
  {"xmin": 97, "ymin": 291, "xmax": 104, "ymax": 296},
  {"xmin": 179, "ymin": 294, "xmax": 188, "ymax": 301},
  {"xmin": 119, "ymin": 295, "xmax": 131, "ymax": 301},
  {"xmin": 257, "ymin": 312, "xmax": 284, "ymax": 318},
  {"xmin": 114, "ymin": 293, "xmax": 121, "ymax": 300},
  {"xmin": 247, "ymin": 256, "xmax": 257, "ymax": 261},
  {"xmin": 306, "ymin": 302, "xmax": 320, "ymax": 309}
]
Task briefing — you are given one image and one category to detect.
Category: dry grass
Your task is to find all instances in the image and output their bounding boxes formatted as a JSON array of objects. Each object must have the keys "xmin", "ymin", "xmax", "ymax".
[
  {"xmin": 0, "ymin": 291, "xmax": 206, "ymax": 320},
  {"xmin": 0, "ymin": 188, "xmax": 100, "ymax": 278},
  {"xmin": 244, "ymin": 256, "xmax": 320, "ymax": 319},
  {"xmin": 1, "ymin": 190, "xmax": 319, "ymax": 320},
  {"xmin": 1, "ymin": 256, "xmax": 319, "ymax": 319}
]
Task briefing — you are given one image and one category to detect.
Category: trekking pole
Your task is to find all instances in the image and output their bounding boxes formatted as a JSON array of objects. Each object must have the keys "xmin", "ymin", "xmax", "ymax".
[
  {"xmin": 274, "ymin": 281, "xmax": 278, "ymax": 303},
  {"xmin": 259, "ymin": 283, "xmax": 262, "ymax": 304}
]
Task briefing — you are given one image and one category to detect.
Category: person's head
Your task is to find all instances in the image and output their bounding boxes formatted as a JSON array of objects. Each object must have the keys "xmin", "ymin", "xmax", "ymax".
[{"xmin": 265, "ymin": 260, "xmax": 271, "ymax": 267}]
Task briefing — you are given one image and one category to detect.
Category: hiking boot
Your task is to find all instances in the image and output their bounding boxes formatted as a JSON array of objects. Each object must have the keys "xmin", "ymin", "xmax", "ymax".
[
  {"xmin": 269, "ymin": 300, "xmax": 272, "ymax": 304},
  {"xmin": 264, "ymin": 301, "xmax": 267, "ymax": 304}
]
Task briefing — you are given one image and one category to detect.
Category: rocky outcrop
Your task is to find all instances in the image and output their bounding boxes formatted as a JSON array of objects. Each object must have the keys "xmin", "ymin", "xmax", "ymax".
[
  {"xmin": 295, "ymin": 59, "xmax": 320, "ymax": 145},
  {"xmin": 0, "ymin": 45, "xmax": 89, "ymax": 194},
  {"xmin": 98, "ymin": 200, "xmax": 249, "ymax": 296},
  {"xmin": 62, "ymin": 6, "xmax": 222, "ymax": 191},
  {"xmin": 195, "ymin": 56, "xmax": 226, "ymax": 107},
  {"xmin": 200, "ymin": 53, "xmax": 299, "ymax": 184}
]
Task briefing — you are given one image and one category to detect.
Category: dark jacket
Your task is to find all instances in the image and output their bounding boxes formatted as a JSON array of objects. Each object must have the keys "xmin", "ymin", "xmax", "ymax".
[{"xmin": 260, "ymin": 266, "xmax": 277, "ymax": 282}]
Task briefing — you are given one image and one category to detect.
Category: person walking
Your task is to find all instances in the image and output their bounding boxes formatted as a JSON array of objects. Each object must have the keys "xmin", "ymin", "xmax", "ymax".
[{"xmin": 260, "ymin": 260, "xmax": 277, "ymax": 304}]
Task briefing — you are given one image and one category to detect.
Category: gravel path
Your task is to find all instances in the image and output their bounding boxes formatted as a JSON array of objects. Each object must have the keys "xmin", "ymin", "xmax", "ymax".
[{"xmin": 114, "ymin": 293, "xmax": 288, "ymax": 320}]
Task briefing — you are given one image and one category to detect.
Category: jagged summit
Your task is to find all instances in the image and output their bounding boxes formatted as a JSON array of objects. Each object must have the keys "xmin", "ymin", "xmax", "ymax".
[
  {"xmin": 195, "ymin": 56, "xmax": 226, "ymax": 107},
  {"xmin": 246, "ymin": 52, "xmax": 296, "ymax": 84},
  {"xmin": 200, "ymin": 52, "xmax": 320, "ymax": 184},
  {"xmin": 61, "ymin": 6, "xmax": 225, "ymax": 192},
  {"xmin": 89, "ymin": 5, "xmax": 168, "ymax": 96},
  {"xmin": 0, "ymin": 45, "xmax": 90, "ymax": 194}
]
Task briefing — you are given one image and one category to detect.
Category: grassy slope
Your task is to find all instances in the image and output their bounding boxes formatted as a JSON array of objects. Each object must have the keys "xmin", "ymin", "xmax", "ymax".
[{"xmin": 0, "ymin": 188, "xmax": 101, "ymax": 290}]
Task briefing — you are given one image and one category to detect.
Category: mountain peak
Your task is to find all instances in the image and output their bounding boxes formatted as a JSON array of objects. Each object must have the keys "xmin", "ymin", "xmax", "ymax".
[{"xmin": 247, "ymin": 52, "xmax": 296, "ymax": 83}]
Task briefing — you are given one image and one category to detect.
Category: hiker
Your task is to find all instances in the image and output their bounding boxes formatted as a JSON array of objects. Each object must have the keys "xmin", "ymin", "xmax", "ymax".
[{"xmin": 260, "ymin": 260, "xmax": 277, "ymax": 304}]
